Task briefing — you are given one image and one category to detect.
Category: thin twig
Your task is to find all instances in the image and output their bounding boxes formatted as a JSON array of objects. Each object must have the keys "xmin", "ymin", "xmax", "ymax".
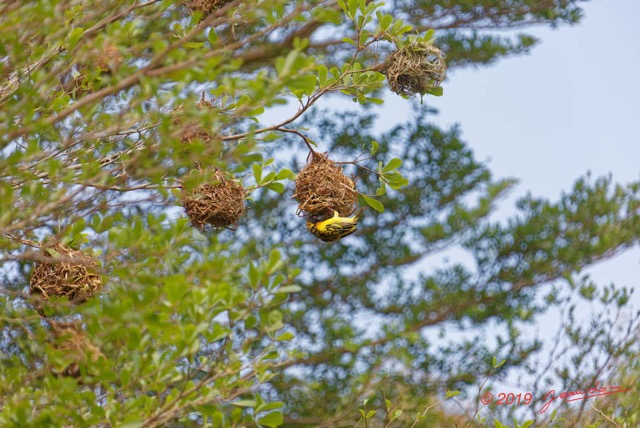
[{"xmin": 589, "ymin": 402, "xmax": 622, "ymax": 428}]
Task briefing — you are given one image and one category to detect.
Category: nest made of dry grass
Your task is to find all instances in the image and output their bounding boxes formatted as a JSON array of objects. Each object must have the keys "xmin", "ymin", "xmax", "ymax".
[
  {"xmin": 182, "ymin": 170, "xmax": 246, "ymax": 230},
  {"xmin": 173, "ymin": 100, "xmax": 219, "ymax": 145},
  {"xmin": 50, "ymin": 322, "xmax": 104, "ymax": 378},
  {"xmin": 185, "ymin": 0, "xmax": 234, "ymax": 14},
  {"xmin": 94, "ymin": 41, "xmax": 122, "ymax": 73},
  {"xmin": 59, "ymin": 41, "xmax": 122, "ymax": 97},
  {"xmin": 383, "ymin": 42, "xmax": 446, "ymax": 97},
  {"xmin": 29, "ymin": 243, "xmax": 102, "ymax": 305},
  {"xmin": 293, "ymin": 152, "xmax": 358, "ymax": 217}
]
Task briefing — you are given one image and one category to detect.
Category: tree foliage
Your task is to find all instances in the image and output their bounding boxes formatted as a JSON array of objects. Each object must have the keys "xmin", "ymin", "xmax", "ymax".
[{"xmin": 2, "ymin": 0, "xmax": 638, "ymax": 427}]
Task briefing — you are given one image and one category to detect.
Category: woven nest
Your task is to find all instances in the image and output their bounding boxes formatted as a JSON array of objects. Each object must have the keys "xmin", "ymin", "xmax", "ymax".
[
  {"xmin": 50, "ymin": 322, "xmax": 104, "ymax": 378},
  {"xmin": 173, "ymin": 100, "xmax": 219, "ymax": 145},
  {"xmin": 185, "ymin": 0, "xmax": 233, "ymax": 14},
  {"xmin": 29, "ymin": 244, "xmax": 102, "ymax": 306},
  {"xmin": 383, "ymin": 43, "xmax": 446, "ymax": 97},
  {"xmin": 94, "ymin": 42, "xmax": 122, "ymax": 73},
  {"xmin": 293, "ymin": 152, "xmax": 358, "ymax": 217},
  {"xmin": 182, "ymin": 170, "xmax": 246, "ymax": 230},
  {"xmin": 60, "ymin": 42, "xmax": 122, "ymax": 97}
]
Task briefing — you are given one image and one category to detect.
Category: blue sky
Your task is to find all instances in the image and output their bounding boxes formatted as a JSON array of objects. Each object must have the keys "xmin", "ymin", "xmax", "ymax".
[
  {"xmin": 351, "ymin": 0, "xmax": 640, "ymax": 405},
  {"xmin": 375, "ymin": 0, "xmax": 640, "ymax": 297},
  {"xmin": 409, "ymin": 0, "xmax": 640, "ymax": 405},
  {"xmin": 259, "ymin": 0, "xmax": 640, "ymax": 318},
  {"xmin": 421, "ymin": 0, "xmax": 640, "ymax": 200},
  {"xmin": 424, "ymin": 0, "xmax": 640, "ymax": 302},
  {"xmin": 257, "ymin": 0, "xmax": 640, "ymax": 414}
]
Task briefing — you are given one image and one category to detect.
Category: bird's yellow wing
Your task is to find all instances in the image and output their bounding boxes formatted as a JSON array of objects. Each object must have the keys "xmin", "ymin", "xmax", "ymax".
[{"xmin": 324, "ymin": 221, "xmax": 356, "ymax": 231}]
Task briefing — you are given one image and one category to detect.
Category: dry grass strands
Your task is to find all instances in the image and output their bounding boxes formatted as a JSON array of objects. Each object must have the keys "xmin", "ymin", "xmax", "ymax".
[
  {"xmin": 172, "ymin": 101, "xmax": 223, "ymax": 169},
  {"xmin": 29, "ymin": 244, "xmax": 102, "ymax": 307},
  {"xmin": 184, "ymin": 0, "xmax": 234, "ymax": 14},
  {"xmin": 94, "ymin": 41, "xmax": 123, "ymax": 73},
  {"xmin": 182, "ymin": 170, "xmax": 246, "ymax": 230},
  {"xmin": 383, "ymin": 43, "xmax": 446, "ymax": 97},
  {"xmin": 173, "ymin": 100, "xmax": 218, "ymax": 145},
  {"xmin": 49, "ymin": 322, "xmax": 104, "ymax": 378},
  {"xmin": 293, "ymin": 152, "xmax": 358, "ymax": 217},
  {"xmin": 59, "ymin": 41, "xmax": 122, "ymax": 97}
]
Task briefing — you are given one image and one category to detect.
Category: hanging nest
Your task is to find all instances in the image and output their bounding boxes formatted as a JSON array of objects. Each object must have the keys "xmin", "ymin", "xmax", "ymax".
[
  {"xmin": 94, "ymin": 41, "xmax": 123, "ymax": 74},
  {"xmin": 293, "ymin": 152, "xmax": 358, "ymax": 217},
  {"xmin": 172, "ymin": 100, "xmax": 219, "ymax": 145},
  {"xmin": 49, "ymin": 322, "xmax": 104, "ymax": 378},
  {"xmin": 382, "ymin": 42, "xmax": 446, "ymax": 97},
  {"xmin": 29, "ymin": 244, "xmax": 102, "ymax": 309},
  {"xmin": 182, "ymin": 170, "xmax": 246, "ymax": 230},
  {"xmin": 60, "ymin": 41, "xmax": 122, "ymax": 97},
  {"xmin": 172, "ymin": 100, "xmax": 222, "ymax": 169},
  {"xmin": 184, "ymin": 0, "xmax": 234, "ymax": 15}
]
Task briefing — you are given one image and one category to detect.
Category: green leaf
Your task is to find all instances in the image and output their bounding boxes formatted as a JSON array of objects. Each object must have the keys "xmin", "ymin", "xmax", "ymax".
[
  {"xmin": 265, "ymin": 182, "xmax": 285, "ymax": 194},
  {"xmin": 365, "ymin": 97, "xmax": 384, "ymax": 105},
  {"xmin": 312, "ymin": 8, "xmax": 342, "ymax": 25},
  {"xmin": 267, "ymin": 249, "xmax": 283, "ymax": 274},
  {"xmin": 276, "ymin": 332, "xmax": 295, "ymax": 341},
  {"xmin": 274, "ymin": 285, "xmax": 302, "ymax": 294},
  {"xmin": 278, "ymin": 50, "xmax": 299, "ymax": 78},
  {"xmin": 347, "ymin": 0, "xmax": 358, "ymax": 19},
  {"xmin": 275, "ymin": 168, "xmax": 296, "ymax": 181},
  {"xmin": 233, "ymin": 400, "xmax": 256, "ymax": 408},
  {"xmin": 259, "ymin": 402, "xmax": 284, "ymax": 412},
  {"xmin": 184, "ymin": 42, "xmax": 205, "ymax": 49},
  {"xmin": 164, "ymin": 278, "xmax": 185, "ymax": 305},
  {"xmin": 382, "ymin": 157, "xmax": 402, "ymax": 173},
  {"xmin": 358, "ymin": 29, "xmax": 370, "ymax": 46},
  {"xmin": 258, "ymin": 412, "xmax": 284, "ymax": 428},
  {"xmin": 445, "ymin": 390, "xmax": 460, "ymax": 399},
  {"xmin": 370, "ymin": 140, "xmax": 379, "ymax": 156},
  {"xmin": 207, "ymin": 29, "xmax": 218, "ymax": 44},
  {"xmin": 428, "ymin": 86, "xmax": 444, "ymax": 96},
  {"xmin": 317, "ymin": 65, "xmax": 328, "ymax": 86},
  {"xmin": 330, "ymin": 66, "xmax": 341, "ymax": 81},
  {"xmin": 391, "ymin": 410, "xmax": 403, "ymax": 421},
  {"xmin": 119, "ymin": 423, "xmax": 143, "ymax": 428},
  {"xmin": 66, "ymin": 27, "xmax": 84, "ymax": 47},
  {"xmin": 266, "ymin": 310, "xmax": 284, "ymax": 332},
  {"xmin": 248, "ymin": 262, "xmax": 260, "ymax": 289},
  {"xmin": 252, "ymin": 164, "xmax": 263, "ymax": 184},
  {"xmin": 423, "ymin": 28, "xmax": 435, "ymax": 42},
  {"xmin": 376, "ymin": 12, "xmax": 394, "ymax": 32},
  {"xmin": 383, "ymin": 172, "xmax": 409, "ymax": 190},
  {"xmin": 362, "ymin": 195, "xmax": 384, "ymax": 213},
  {"xmin": 260, "ymin": 172, "xmax": 276, "ymax": 184},
  {"xmin": 289, "ymin": 75, "xmax": 317, "ymax": 98}
]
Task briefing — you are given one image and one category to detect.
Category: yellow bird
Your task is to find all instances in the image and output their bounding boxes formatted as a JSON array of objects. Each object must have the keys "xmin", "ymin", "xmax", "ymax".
[{"xmin": 306, "ymin": 208, "xmax": 364, "ymax": 242}]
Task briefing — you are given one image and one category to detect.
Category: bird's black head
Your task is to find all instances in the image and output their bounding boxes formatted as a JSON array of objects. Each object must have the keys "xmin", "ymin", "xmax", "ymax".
[
  {"xmin": 307, "ymin": 214, "xmax": 320, "ymax": 224},
  {"xmin": 307, "ymin": 211, "xmax": 332, "ymax": 224}
]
